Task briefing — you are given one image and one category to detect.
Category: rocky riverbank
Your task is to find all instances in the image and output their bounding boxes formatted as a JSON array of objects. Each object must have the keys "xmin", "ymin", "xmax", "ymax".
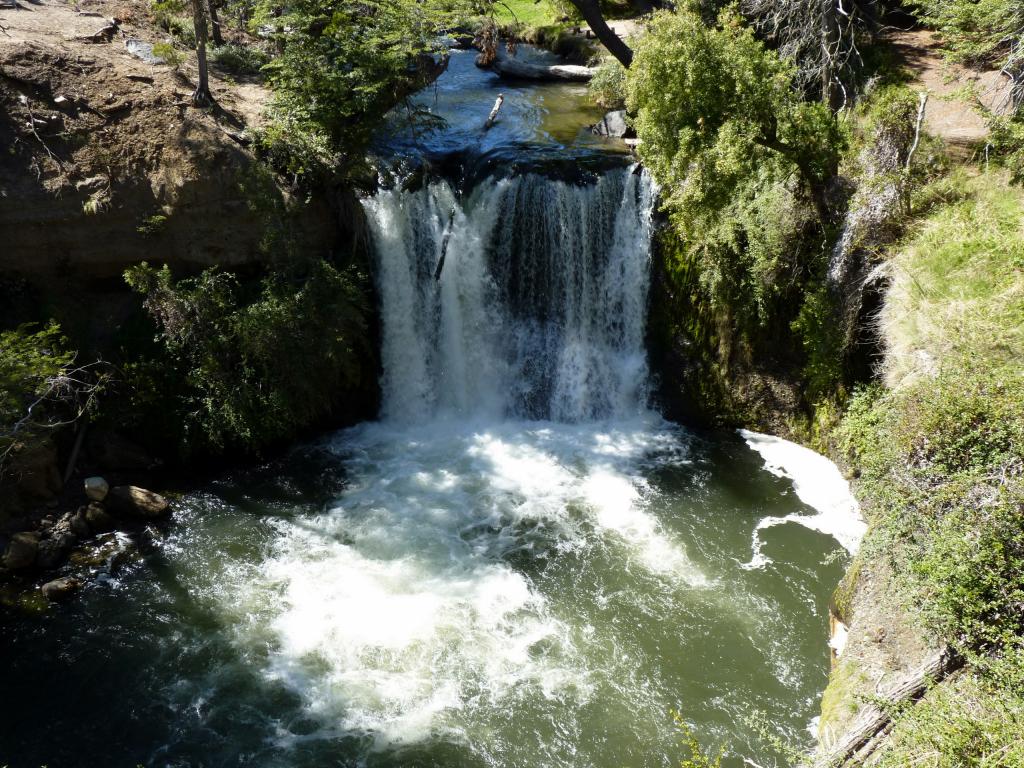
[{"xmin": 1, "ymin": 473, "xmax": 171, "ymax": 608}]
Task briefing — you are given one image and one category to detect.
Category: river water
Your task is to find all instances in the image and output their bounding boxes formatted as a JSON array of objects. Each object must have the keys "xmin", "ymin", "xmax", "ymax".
[{"xmin": 0, "ymin": 49, "xmax": 862, "ymax": 768}]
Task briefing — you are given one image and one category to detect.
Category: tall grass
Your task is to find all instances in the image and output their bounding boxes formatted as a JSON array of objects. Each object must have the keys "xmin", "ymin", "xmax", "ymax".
[{"xmin": 880, "ymin": 171, "xmax": 1024, "ymax": 388}]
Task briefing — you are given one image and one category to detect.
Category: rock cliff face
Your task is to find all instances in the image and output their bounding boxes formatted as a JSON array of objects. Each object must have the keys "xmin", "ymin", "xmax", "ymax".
[{"xmin": 0, "ymin": 0, "xmax": 342, "ymax": 293}]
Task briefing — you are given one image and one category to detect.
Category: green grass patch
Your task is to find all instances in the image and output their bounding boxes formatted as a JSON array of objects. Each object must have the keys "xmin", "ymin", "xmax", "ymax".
[
  {"xmin": 872, "ymin": 661, "xmax": 1024, "ymax": 768},
  {"xmin": 832, "ymin": 167, "xmax": 1024, "ymax": 766},
  {"xmin": 881, "ymin": 171, "xmax": 1024, "ymax": 388},
  {"xmin": 492, "ymin": 0, "xmax": 559, "ymax": 26}
]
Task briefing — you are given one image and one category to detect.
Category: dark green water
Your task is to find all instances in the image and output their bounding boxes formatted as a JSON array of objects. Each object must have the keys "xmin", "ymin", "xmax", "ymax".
[{"xmin": 0, "ymin": 419, "xmax": 848, "ymax": 768}]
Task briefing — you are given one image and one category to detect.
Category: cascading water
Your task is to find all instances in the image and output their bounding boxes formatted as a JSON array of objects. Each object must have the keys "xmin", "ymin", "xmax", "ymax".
[
  {"xmin": 0, "ymin": 50, "xmax": 864, "ymax": 768},
  {"xmin": 363, "ymin": 167, "xmax": 656, "ymax": 423}
]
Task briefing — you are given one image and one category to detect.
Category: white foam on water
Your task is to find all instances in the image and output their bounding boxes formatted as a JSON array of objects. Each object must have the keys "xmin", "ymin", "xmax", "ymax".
[
  {"xmin": 739, "ymin": 430, "xmax": 866, "ymax": 569},
  {"xmin": 251, "ymin": 417, "xmax": 701, "ymax": 748}
]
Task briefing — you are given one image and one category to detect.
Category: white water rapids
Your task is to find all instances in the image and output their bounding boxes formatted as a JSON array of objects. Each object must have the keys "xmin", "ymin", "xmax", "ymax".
[{"xmin": 196, "ymin": 167, "xmax": 860, "ymax": 765}]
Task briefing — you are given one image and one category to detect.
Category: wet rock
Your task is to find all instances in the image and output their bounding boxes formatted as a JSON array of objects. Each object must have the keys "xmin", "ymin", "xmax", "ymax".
[
  {"xmin": 591, "ymin": 110, "xmax": 633, "ymax": 139},
  {"xmin": 107, "ymin": 486, "xmax": 170, "ymax": 518},
  {"xmin": 35, "ymin": 533, "xmax": 76, "ymax": 570},
  {"xmin": 84, "ymin": 476, "xmax": 109, "ymax": 501},
  {"xmin": 69, "ymin": 509, "xmax": 92, "ymax": 538},
  {"xmin": 41, "ymin": 577, "xmax": 82, "ymax": 602},
  {"xmin": 84, "ymin": 502, "xmax": 116, "ymax": 532},
  {"xmin": 3, "ymin": 531, "xmax": 40, "ymax": 570}
]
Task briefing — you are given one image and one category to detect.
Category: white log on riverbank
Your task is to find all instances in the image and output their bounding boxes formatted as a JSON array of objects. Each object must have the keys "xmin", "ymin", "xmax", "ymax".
[{"xmin": 490, "ymin": 57, "xmax": 596, "ymax": 82}]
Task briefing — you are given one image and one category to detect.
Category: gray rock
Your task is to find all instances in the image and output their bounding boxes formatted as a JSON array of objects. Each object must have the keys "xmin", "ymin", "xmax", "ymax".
[
  {"xmin": 592, "ymin": 110, "xmax": 633, "ymax": 139},
  {"xmin": 35, "ymin": 533, "xmax": 75, "ymax": 570},
  {"xmin": 41, "ymin": 577, "xmax": 81, "ymax": 602},
  {"xmin": 107, "ymin": 486, "xmax": 170, "ymax": 518},
  {"xmin": 125, "ymin": 38, "xmax": 166, "ymax": 65},
  {"xmin": 3, "ymin": 531, "xmax": 40, "ymax": 570},
  {"xmin": 84, "ymin": 476, "xmax": 109, "ymax": 501},
  {"xmin": 84, "ymin": 502, "xmax": 116, "ymax": 532}
]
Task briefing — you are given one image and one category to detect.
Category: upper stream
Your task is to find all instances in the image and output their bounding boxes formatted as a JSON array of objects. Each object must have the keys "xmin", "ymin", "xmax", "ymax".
[{"xmin": 0, "ymin": 47, "xmax": 862, "ymax": 768}]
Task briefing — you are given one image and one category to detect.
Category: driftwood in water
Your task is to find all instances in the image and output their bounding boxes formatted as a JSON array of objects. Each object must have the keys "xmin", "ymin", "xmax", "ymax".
[
  {"xmin": 484, "ymin": 94, "xmax": 504, "ymax": 131},
  {"xmin": 812, "ymin": 647, "xmax": 962, "ymax": 768},
  {"xmin": 491, "ymin": 57, "xmax": 595, "ymax": 82},
  {"xmin": 433, "ymin": 205, "xmax": 457, "ymax": 281}
]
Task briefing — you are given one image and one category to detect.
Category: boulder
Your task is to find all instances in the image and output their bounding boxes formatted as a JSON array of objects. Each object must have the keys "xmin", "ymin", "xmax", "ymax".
[
  {"xmin": 3, "ymin": 531, "xmax": 41, "ymax": 570},
  {"xmin": 41, "ymin": 577, "xmax": 82, "ymax": 602},
  {"xmin": 107, "ymin": 486, "xmax": 170, "ymax": 518},
  {"xmin": 592, "ymin": 110, "xmax": 633, "ymax": 139},
  {"xmin": 84, "ymin": 476, "xmax": 109, "ymax": 501},
  {"xmin": 69, "ymin": 509, "xmax": 92, "ymax": 538},
  {"xmin": 84, "ymin": 502, "xmax": 116, "ymax": 532},
  {"xmin": 35, "ymin": 533, "xmax": 76, "ymax": 570}
]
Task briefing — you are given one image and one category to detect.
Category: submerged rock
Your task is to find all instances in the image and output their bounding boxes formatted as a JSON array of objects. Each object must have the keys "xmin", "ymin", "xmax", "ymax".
[
  {"xmin": 84, "ymin": 476, "xmax": 109, "ymax": 502},
  {"xmin": 107, "ymin": 486, "xmax": 170, "ymax": 518},
  {"xmin": 3, "ymin": 531, "xmax": 41, "ymax": 570},
  {"xmin": 41, "ymin": 577, "xmax": 82, "ymax": 602}
]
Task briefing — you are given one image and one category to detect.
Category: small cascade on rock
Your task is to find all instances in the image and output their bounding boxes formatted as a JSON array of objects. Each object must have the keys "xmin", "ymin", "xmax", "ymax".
[{"xmin": 361, "ymin": 165, "xmax": 657, "ymax": 423}]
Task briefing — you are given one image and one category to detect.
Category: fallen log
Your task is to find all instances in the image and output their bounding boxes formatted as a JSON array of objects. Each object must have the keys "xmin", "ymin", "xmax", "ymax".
[
  {"xmin": 433, "ymin": 204, "xmax": 457, "ymax": 281},
  {"xmin": 812, "ymin": 647, "xmax": 963, "ymax": 768},
  {"xmin": 491, "ymin": 57, "xmax": 595, "ymax": 82}
]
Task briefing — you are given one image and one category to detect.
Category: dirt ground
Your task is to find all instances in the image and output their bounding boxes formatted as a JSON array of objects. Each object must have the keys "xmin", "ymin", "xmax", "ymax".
[{"xmin": 888, "ymin": 27, "xmax": 1012, "ymax": 146}]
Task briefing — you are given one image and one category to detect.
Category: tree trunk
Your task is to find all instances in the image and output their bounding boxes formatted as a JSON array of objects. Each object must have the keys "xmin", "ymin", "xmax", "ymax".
[
  {"xmin": 206, "ymin": 0, "xmax": 224, "ymax": 47},
  {"xmin": 813, "ymin": 648, "xmax": 963, "ymax": 768},
  {"xmin": 191, "ymin": 0, "xmax": 212, "ymax": 106},
  {"xmin": 821, "ymin": 0, "xmax": 839, "ymax": 109},
  {"xmin": 570, "ymin": 0, "xmax": 634, "ymax": 68}
]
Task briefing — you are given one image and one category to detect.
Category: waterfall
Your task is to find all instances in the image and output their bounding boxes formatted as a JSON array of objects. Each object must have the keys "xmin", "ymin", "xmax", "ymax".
[{"xmin": 361, "ymin": 166, "xmax": 657, "ymax": 424}]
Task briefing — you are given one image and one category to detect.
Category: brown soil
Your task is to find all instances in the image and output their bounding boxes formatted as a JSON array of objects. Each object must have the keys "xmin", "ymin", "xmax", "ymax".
[
  {"xmin": 888, "ymin": 28, "xmax": 1012, "ymax": 147},
  {"xmin": 0, "ymin": 0, "xmax": 334, "ymax": 290}
]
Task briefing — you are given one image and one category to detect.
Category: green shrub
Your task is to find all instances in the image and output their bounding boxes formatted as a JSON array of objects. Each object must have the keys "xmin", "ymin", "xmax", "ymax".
[
  {"xmin": 210, "ymin": 43, "xmax": 270, "ymax": 75},
  {"xmin": 0, "ymin": 323, "xmax": 74, "ymax": 447},
  {"xmin": 986, "ymin": 116, "xmax": 1024, "ymax": 183},
  {"xmin": 124, "ymin": 260, "xmax": 370, "ymax": 455},
  {"xmin": 151, "ymin": 0, "xmax": 196, "ymax": 47},
  {"xmin": 872, "ymin": 662, "xmax": 1024, "ymax": 768},
  {"xmin": 588, "ymin": 58, "xmax": 627, "ymax": 110},
  {"xmin": 152, "ymin": 41, "xmax": 186, "ymax": 70},
  {"xmin": 911, "ymin": 0, "xmax": 1023, "ymax": 69}
]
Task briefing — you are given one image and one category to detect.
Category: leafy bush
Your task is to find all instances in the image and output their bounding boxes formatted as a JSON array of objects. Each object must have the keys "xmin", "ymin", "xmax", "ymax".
[
  {"xmin": 152, "ymin": 41, "xmax": 185, "ymax": 70},
  {"xmin": 0, "ymin": 324, "xmax": 74, "ymax": 448},
  {"xmin": 588, "ymin": 58, "xmax": 627, "ymax": 110},
  {"xmin": 210, "ymin": 43, "xmax": 270, "ymax": 75},
  {"xmin": 124, "ymin": 260, "xmax": 370, "ymax": 455},
  {"xmin": 255, "ymin": 0, "xmax": 457, "ymax": 156},
  {"xmin": 626, "ymin": 6, "xmax": 843, "ymax": 229},
  {"xmin": 986, "ymin": 116, "xmax": 1024, "ymax": 183},
  {"xmin": 911, "ymin": 0, "xmax": 1023, "ymax": 69},
  {"xmin": 151, "ymin": 0, "xmax": 196, "ymax": 47}
]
